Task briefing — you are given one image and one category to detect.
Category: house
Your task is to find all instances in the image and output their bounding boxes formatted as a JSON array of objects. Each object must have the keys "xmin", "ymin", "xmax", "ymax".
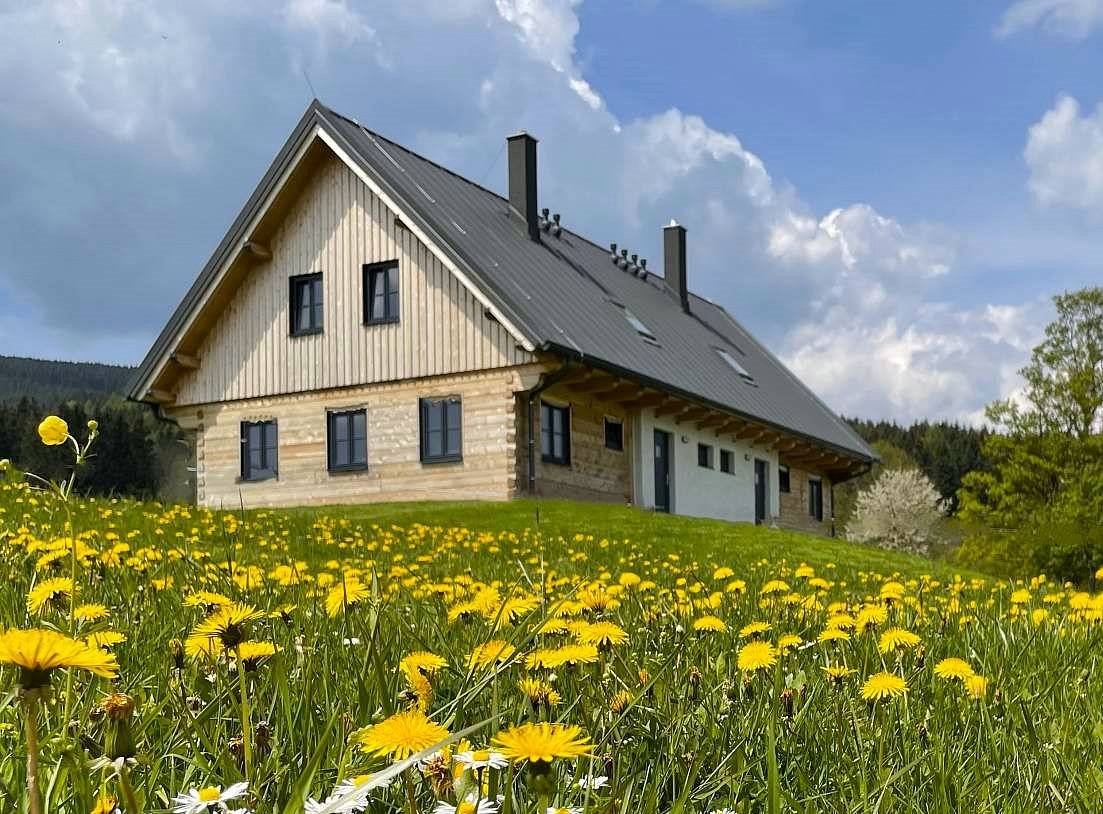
[{"xmin": 129, "ymin": 100, "xmax": 876, "ymax": 532}]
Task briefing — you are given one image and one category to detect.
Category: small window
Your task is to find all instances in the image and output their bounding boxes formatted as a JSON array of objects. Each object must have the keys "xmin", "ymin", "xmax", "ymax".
[
  {"xmin": 240, "ymin": 420, "xmax": 277, "ymax": 481},
  {"xmin": 719, "ymin": 449, "xmax": 734, "ymax": 474},
  {"xmin": 540, "ymin": 402, "xmax": 571, "ymax": 465},
  {"xmin": 604, "ymin": 417, "xmax": 624, "ymax": 451},
  {"xmin": 697, "ymin": 443, "xmax": 713, "ymax": 469},
  {"xmin": 809, "ymin": 478, "xmax": 824, "ymax": 522},
  {"xmin": 779, "ymin": 465, "xmax": 791, "ymax": 493},
  {"xmin": 364, "ymin": 261, "xmax": 400, "ymax": 324},
  {"xmin": 328, "ymin": 409, "xmax": 367, "ymax": 472},
  {"xmin": 290, "ymin": 273, "xmax": 324, "ymax": 335},
  {"xmin": 716, "ymin": 347, "xmax": 753, "ymax": 383},
  {"xmin": 420, "ymin": 397, "xmax": 463, "ymax": 463},
  {"xmin": 622, "ymin": 307, "xmax": 655, "ymax": 340}
]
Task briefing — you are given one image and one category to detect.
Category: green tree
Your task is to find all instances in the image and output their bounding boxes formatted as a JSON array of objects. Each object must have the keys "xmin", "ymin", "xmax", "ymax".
[{"xmin": 958, "ymin": 287, "xmax": 1103, "ymax": 580}]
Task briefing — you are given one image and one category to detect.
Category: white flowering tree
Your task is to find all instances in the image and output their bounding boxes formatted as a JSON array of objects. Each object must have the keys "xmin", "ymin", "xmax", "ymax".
[{"xmin": 846, "ymin": 469, "xmax": 944, "ymax": 555}]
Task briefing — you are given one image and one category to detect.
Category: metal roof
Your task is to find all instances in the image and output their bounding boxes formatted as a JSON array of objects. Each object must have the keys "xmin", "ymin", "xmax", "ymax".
[{"xmin": 131, "ymin": 100, "xmax": 874, "ymax": 462}]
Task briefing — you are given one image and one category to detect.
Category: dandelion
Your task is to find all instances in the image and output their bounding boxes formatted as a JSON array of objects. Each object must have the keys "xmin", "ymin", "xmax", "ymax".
[
  {"xmin": 326, "ymin": 578, "xmax": 372, "ymax": 617},
  {"xmin": 933, "ymin": 658, "xmax": 974, "ymax": 681},
  {"xmin": 493, "ymin": 722, "xmax": 593, "ymax": 763},
  {"xmin": 432, "ymin": 795, "xmax": 499, "ymax": 814},
  {"xmin": 877, "ymin": 627, "xmax": 921, "ymax": 654},
  {"xmin": 91, "ymin": 795, "xmax": 121, "ymax": 814},
  {"xmin": 964, "ymin": 674, "xmax": 989, "ymax": 700},
  {"xmin": 0, "ymin": 628, "xmax": 118, "ymax": 689},
  {"xmin": 400, "ymin": 650, "xmax": 447, "ymax": 678},
  {"xmin": 74, "ymin": 603, "xmax": 110, "ymax": 623},
  {"xmin": 26, "ymin": 577, "xmax": 74, "ymax": 614},
  {"xmin": 737, "ymin": 640, "xmax": 777, "ymax": 673},
  {"xmin": 576, "ymin": 620, "xmax": 629, "ymax": 647},
  {"xmin": 171, "ymin": 782, "xmax": 249, "ymax": 814},
  {"xmin": 232, "ymin": 641, "xmax": 280, "ymax": 671},
  {"xmin": 358, "ymin": 709, "xmax": 450, "ymax": 760},
  {"xmin": 822, "ymin": 665, "xmax": 856, "ymax": 683},
  {"xmin": 860, "ymin": 672, "xmax": 908, "ymax": 701},
  {"xmin": 468, "ymin": 640, "xmax": 517, "ymax": 669},
  {"xmin": 193, "ymin": 603, "xmax": 263, "ymax": 648},
  {"xmin": 818, "ymin": 627, "xmax": 850, "ymax": 643},
  {"xmin": 548, "ymin": 808, "xmax": 582, "ymax": 814},
  {"xmin": 692, "ymin": 615, "xmax": 727, "ymax": 633},
  {"xmin": 739, "ymin": 621, "xmax": 771, "ymax": 638}
]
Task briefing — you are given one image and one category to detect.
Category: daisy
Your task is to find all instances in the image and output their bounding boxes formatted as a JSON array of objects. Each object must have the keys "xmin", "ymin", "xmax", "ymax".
[
  {"xmin": 455, "ymin": 748, "xmax": 509, "ymax": 770},
  {"xmin": 171, "ymin": 782, "xmax": 249, "ymax": 814},
  {"xmin": 576, "ymin": 774, "xmax": 609, "ymax": 790},
  {"xmin": 433, "ymin": 795, "xmax": 499, "ymax": 814}
]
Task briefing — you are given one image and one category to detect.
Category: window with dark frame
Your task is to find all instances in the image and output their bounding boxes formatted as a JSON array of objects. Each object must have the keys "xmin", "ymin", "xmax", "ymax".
[
  {"xmin": 719, "ymin": 448, "xmax": 734, "ymax": 474},
  {"xmin": 697, "ymin": 443, "xmax": 714, "ymax": 469},
  {"xmin": 420, "ymin": 397, "xmax": 463, "ymax": 463},
  {"xmin": 290, "ymin": 273, "xmax": 324, "ymax": 335},
  {"xmin": 540, "ymin": 402, "xmax": 571, "ymax": 465},
  {"xmin": 779, "ymin": 465, "xmax": 791, "ymax": 493},
  {"xmin": 364, "ymin": 261, "xmax": 400, "ymax": 324},
  {"xmin": 604, "ymin": 417, "xmax": 624, "ymax": 451},
  {"xmin": 327, "ymin": 409, "xmax": 367, "ymax": 472},
  {"xmin": 240, "ymin": 420, "xmax": 278, "ymax": 481},
  {"xmin": 809, "ymin": 478, "xmax": 824, "ymax": 521}
]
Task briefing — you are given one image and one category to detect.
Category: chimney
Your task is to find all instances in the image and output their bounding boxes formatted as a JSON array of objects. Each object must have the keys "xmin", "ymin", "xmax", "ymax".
[
  {"xmin": 663, "ymin": 220, "xmax": 689, "ymax": 313},
  {"xmin": 507, "ymin": 132, "xmax": 540, "ymax": 241}
]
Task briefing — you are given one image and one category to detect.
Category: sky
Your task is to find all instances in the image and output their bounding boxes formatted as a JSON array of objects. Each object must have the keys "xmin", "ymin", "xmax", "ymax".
[{"xmin": 1, "ymin": 0, "xmax": 1102, "ymax": 424}]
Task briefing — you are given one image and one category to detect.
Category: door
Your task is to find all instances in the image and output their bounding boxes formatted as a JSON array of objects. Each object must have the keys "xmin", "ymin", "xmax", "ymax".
[
  {"xmin": 654, "ymin": 429, "xmax": 672, "ymax": 512},
  {"xmin": 754, "ymin": 458, "xmax": 768, "ymax": 525}
]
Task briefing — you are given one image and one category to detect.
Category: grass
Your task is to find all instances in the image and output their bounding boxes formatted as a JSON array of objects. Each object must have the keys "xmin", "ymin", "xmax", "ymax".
[{"xmin": 1, "ymin": 460, "xmax": 1101, "ymax": 814}]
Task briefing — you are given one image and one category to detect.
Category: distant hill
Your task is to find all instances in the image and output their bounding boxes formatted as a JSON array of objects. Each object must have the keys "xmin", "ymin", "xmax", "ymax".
[{"xmin": 0, "ymin": 355, "xmax": 134, "ymax": 404}]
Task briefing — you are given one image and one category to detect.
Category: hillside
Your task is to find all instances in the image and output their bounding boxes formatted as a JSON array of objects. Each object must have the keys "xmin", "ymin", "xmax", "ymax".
[{"xmin": 0, "ymin": 354, "xmax": 134, "ymax": 403}]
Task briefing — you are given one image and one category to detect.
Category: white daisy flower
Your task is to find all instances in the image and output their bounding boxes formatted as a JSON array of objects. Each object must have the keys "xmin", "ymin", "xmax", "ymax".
[
  {"xmin": 455, "ymin": 748, "xmax": 509, "ymax": 770},
  {"xmin": 171, "ymin": 782, "xmax": 249, "ymax": 814},
  {"xmin": 547, "ymin": 807, "xmax": 583, "ymax": 814},
  {"xmin": 576, "ymin": 774, "xmax": 609, "ymax": 791},
  {"xmin": 433, "ymin": 794, "xmax": 499, "ymax": 814}
]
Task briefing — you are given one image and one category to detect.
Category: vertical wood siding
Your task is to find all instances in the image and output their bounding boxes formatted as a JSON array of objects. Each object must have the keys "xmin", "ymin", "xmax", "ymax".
[{"xmin": 174, "ymin": 153, "xmax": 532, "ymax": 407}]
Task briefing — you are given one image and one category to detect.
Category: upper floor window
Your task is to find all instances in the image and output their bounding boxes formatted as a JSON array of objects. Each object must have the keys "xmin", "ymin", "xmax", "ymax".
[
  {"xmin": 779, "ymin": 465, "xmax": 791, "ymax": 493},
  {"xmin": 809, "ymin": 477, "xmax": 824, "ymax": 521},
  {"xmin": 420, "ymin": 397, "xmax": 463, "ymax": 463},
  {"xmin": 719, "ymin": 448, "xmax": 734, "ymax": 474},
  {"xmin": 541, "ymin": 402, "xmax": 571, "ymax": 465},
  {"xmin": 364, "ymin": 261, "xmax": 400, "ymax": 324},
  {"xmin": 290, "ymin": 273, "xmax": 323, "ymax": 336},
  {"xmin": 697, "ymin": 443, "xmax": 714, "ymax": 469},
  {"xmin": 604, "ymin": 417, "xmax": 624, "ymax": 451},
  {"xmin": 328, "ymin": 409, "xmax": 367, "ymax": 472},
  {"xmin": 716, "ymin": 347, "xmax": 754, "ymax": 383},
  {"xmin": 240, "ymin": 420, "xmax": 278, "ymax": 481}
]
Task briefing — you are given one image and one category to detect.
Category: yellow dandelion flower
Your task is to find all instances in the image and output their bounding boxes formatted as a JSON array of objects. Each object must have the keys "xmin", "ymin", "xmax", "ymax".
[
  {"xmin": 933, "ymin": 658, "xmax": 974, "ymax": 681},
  {"xmin": 739, "ymin": 621, "xmax": 771, "ymax": 638},
  {"xmin": 737, "ymin": 640, "xmax": 777, "ymax": 673},
  {"xmin": 26, "ymin": 577, "xmax": 74, "ymax": 614},
  {"xmin": 358, "ymin": 710, "xmax": 450, "ymax": 760},
  {"xmin": 0, "ymin": 628, "xmax": 118, "ymax": 689},
  {"xmin": 326, "ymin": 578, "xmax": 372, "ymax": 618},
  {"xmin": 86, "ymin": 631, "xmax": 126, "ymax": 650},
  {"xmin": 860, "ymin": 672, "xmax": 908, "ymax": 700},
  {"xmin": 492, "ymin": 722, "xmax": 592, "ymax": 764},
  {"xmin": 877, "ymin": 627, "xmax": 921, "ymax": 654},
  {"xmin": 692, "ymin": 615, "xmax": 727, "ymax": 633},
  {"xmin": 822, "ymin": 665, "xmax": 856, "ymax": 682},
  {"xmin": 818, "ymin": 627, "xmax": 850, "ymax": 643},
  {"xmin": 964, "ymin": 674, "xmax": 989, "ymax": 700},
  {"xmin": 400, "ymin": 651, "xmax": 448, "ymax": 678},
  {"xmin": 192, "ymin": 602, "xmax": 263, "ymax": 648},
  {"xmin": 74, "ymin": 604, "xmax": 110, "ymax": 623},
  {"xmin": 467, "ymin": 640, "xmax": 517, "ymax": 669},
  {"xmin": 576, "ymin": 621, "xmax": 628, "ymax": 647}
]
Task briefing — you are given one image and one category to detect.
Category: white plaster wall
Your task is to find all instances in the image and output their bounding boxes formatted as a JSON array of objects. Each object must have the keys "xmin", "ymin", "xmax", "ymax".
[{"xmin": 633, "ymin": 408, "xmax": 780, "ymax": 523}]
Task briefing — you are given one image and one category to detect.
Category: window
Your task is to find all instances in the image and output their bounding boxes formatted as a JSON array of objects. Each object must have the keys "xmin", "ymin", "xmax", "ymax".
[
  {"xmin": 716, "ymin": 347, "xmax": 754, "ymax": 383},
  {"xmin": 697, "ymin": 443, "xmax": 714, "ymax": 469},
  {"xmin": 604, "ymin": 417, "xmax": 624, "ymax": 451},
  {"xmin": 779, "ymin": 465, "xmax": 791, "ymax": 493},
  {"xmin": 290, "ymin": 273, "xmax": 324, "ymax": 335},
  {"xmin": 327, "ymin": 409, "xmax": 367, "ymax": 472},
  {"xmin": 809, "ymin": 477, "xmax": 824, "ymax": 522},
  {"xmin": 240, "ymin": 420, "xmax": 277, "ymax": 481},
  {"xmin": 540, "ymin": 402, "xmax": 571, "ymax": 465},
  {"xmin": 719, "ymin": 449, "xmax": 734, "ymax": 474},
  {"xmin": 622, "ymin": 307, "xmax": 655, "ymax": 340},
  {"xmin": 364, "ymin": 261, "xmax": 400, "ymax": 323},
  {"xmin": 420, "ymin": 397, "xmax": 463, "ymax": 463}
]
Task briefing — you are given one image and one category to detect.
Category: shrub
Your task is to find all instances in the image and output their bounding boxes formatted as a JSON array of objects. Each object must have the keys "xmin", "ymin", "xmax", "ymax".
[{"xmin": 846, "ymin": 469, "xmax": 943, "ymax": 555}]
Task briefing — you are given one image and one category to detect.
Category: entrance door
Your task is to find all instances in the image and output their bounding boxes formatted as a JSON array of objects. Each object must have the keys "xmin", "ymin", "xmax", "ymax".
[
  {"xmin": 654, "ymin": 430, "xmax": 672, "ymax": 512},
  {"xmin": 754, "ymin": 459, "xmax": 768, "ymax": 525}
]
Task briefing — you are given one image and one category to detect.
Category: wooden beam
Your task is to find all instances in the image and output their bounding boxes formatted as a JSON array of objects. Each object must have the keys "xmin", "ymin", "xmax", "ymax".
[
  {"xmin": 569, "ymin": 375, "xmax": 621, "ymax": 394},
  {"xmin": 621, "ymin": 392, "xmax": 667, "ymax": 409},
  {"xmin": 654, "ymin": 401, "xmax": 688, "ymax": 419},
  {"xmin": 594, "ymin": 384, "xmax": 645, "ymax": 403},
  {"xmin": 171, "ymin": 352, "xmax": 200, "ymax": 369},
  {"xmin": 147, "ymin": 389, "xmax": 176, "ymax": 405},
  {"xmin": 715, "ymin": 419, "xmax": 747, "ymax": 436},
  {"xmin": 676, "ymin": 407, "xmax": 709, "ymax": 424},
  {"xmin": 244, "ymin": 241, "xmax": 271, "ymax": 260},
  {"xmin": 696, "ymin": 414, "xmax": 727, "ymax": 431},
  {"xmin": 736, "ymin": 425, "xmax": 767, "ymax": 441}
]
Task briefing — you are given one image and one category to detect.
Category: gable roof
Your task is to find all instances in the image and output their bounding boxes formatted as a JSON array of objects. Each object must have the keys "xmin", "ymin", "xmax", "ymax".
[{"xmin": 131, "ymin": 100, "xmax": 874, "ymax": 463}]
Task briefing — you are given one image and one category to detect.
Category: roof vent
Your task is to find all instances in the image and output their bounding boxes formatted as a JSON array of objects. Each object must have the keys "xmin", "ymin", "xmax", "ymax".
[
  {"xmin": 628, "ymin": 253, "xmax": 639, "ymax": 275},
  {"xmin": 639, "ymin": 258, "xmax": 648, "ymax": 280},
  {"xmin": 609, "ymin": 242, "xmax": 618, "ymax": 263},
  {"xmin": 540, "ymin": 207, "xmax": 551, "ymax": 232},
  {"xmin": 551, "ymin": 213, "xmax": 562, "ymax": 237},
  {"xmin": 618, "ymin": 249, "xmax": 629, "ymax": 270}
]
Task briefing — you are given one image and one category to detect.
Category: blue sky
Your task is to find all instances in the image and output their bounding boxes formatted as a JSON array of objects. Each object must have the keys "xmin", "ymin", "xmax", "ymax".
[{"xmin": 1, "ymin": 0, "xmax": 1102, "ymax": 423}]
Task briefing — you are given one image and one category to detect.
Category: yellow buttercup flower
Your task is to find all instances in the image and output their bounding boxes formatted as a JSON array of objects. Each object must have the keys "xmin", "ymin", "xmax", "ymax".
[
  {"xmin": 0, "ymin": 628, "xmax": 118, "ymax": 689},
  {"xmin": 358, "ymin": 709, "xmax": 450, "ymax": 759},
  {"xmin": 492, "ymin": 722, "xmax": 592, "ymax": 763},
  {"xmin": 37, "ymin": 415, "xmax": 69, "ymax": 446}
]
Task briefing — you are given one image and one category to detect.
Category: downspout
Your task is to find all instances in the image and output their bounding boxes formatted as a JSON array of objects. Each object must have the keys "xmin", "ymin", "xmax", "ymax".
[{"xmin": 525, "ymin": 359, "xmax": 575, "ymax": 495}]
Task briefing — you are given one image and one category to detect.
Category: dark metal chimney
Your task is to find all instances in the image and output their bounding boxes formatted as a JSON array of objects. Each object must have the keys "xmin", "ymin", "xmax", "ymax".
[
  {"xmin": 663, "ymin": 220, "xmax": 689, "ymax": 313},
  {"xmin": 507, "ymin": 132, "xmax": 540, "ymax": 241}
]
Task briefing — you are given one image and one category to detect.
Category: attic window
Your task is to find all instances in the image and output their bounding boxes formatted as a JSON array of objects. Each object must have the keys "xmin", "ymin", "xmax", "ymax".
[
  {"xmin": 622, "ymin": 308, "xmax": 655, "ymax": 340},
  {"xmin": 716, "ymin": 348, "xmax": 754, "ymax": 383}
]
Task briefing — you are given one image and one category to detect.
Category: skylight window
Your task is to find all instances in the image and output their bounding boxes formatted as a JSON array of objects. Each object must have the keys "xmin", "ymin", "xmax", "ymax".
[
  {"xmin": 623, "ymin": 308, "xmax": 655, "ymax": 339},
  {"xmin": 716, "ymin": 348, "xmax": 754, "ymax": 383}
]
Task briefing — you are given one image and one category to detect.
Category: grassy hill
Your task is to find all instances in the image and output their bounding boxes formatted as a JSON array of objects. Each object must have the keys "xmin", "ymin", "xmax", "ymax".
[{"xmin": 0, "ymin": 354, "xmax": 134, "ymax": 403}]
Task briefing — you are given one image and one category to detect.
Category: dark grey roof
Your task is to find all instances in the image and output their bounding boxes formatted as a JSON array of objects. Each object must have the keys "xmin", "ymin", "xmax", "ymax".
[
  {"xmin": 320, "ymin": 106, "xmax": 874, "ymax": 461},
  {"xmin": 132, "ymin": 100, "xmax": 874, "ymax": 462}
]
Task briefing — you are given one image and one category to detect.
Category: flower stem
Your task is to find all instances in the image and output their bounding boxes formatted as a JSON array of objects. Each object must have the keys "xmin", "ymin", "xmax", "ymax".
[
  {"xmin": 24, "ymin": 693, "xmax": 42, "ymax": 814},
  {"xmin": 402, "ymin": 768, "xmax": 419, "ymax": 814},
  {"xmin": 119, "ymin": 761, "xmax": 142, "ymax": 814},
  {"xmin": 235, "ymin": 650, "xmax": 254, "ymax": 782}
]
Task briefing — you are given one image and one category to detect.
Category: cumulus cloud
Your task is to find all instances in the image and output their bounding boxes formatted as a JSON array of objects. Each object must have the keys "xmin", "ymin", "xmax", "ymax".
[
  {"xmin": 1025, "ymin": 94, "xmax": 1103, "ymax": 211},
  {"xmin": 997, "ymin": 0, "xmax": 1103, "ymax": 38}
]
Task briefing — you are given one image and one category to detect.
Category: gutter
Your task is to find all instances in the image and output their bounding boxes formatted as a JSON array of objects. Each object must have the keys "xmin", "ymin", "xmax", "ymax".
[{"xmin": 525, "ymin": 359, "xmax": 575, "ymax": 494}]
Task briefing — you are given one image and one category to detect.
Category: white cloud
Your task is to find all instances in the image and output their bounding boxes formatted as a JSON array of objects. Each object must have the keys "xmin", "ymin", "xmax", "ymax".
[
  {"xmin": 1025, "ymin": 94, "xmax": 1103, "ymax": 210},
  {"xmin": 283, "ymin": 0, "xmax": 376, "ymax": 51},
  {"xmin": 997, "ymin": 0, "xmax": 1103, "ymax": 38}
]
